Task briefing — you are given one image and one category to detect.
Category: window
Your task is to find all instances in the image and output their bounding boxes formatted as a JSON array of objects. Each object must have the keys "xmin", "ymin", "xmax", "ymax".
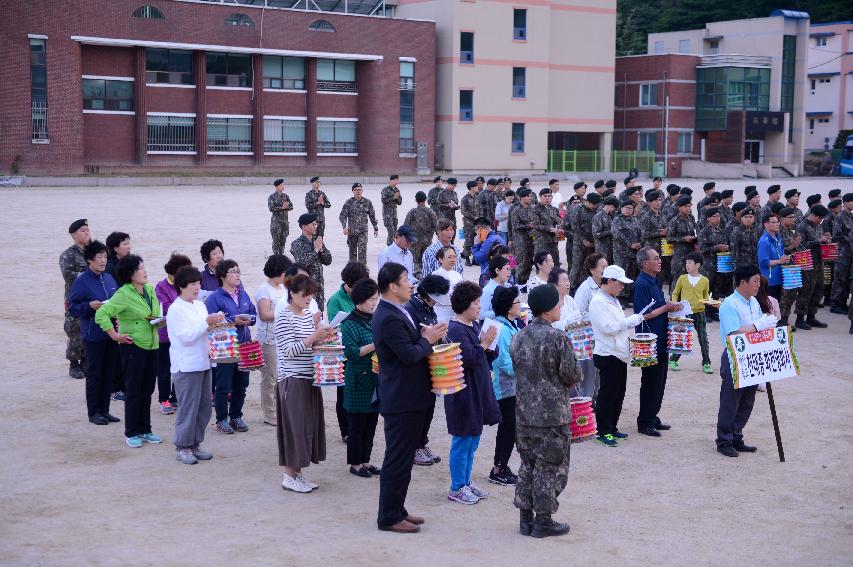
[
  {"xmin": 316, "ymin": 59, "xmax": 356, "ymax": 92},
  {"xmin": 30, "ymin": 38, "xmax": 48, "ymax": 141},
  {"xmin": 147, "ymin": 114, "xmax": 195, "ymax": 152},
  {"xmin": 638, "ymin": 132, "xmax": 656, "ymax": 152},
  {"xmin": 640, "ymin": 83, "xmax": 657, "ymax": 107},
  {"xmin": 399, "ymin": 61, "xmax": 415, "ymax": 90},
  {"xmin": 263, "ymin": 56, "xmax": 305, "ymax": 90},
  {"xmin": 512, "ymin": 67, "xmax": 526, "ymax": 98},
  {"xmin": 810, "ymin": 79, "xmax": 816, "ymax": 91},
  {"xmin": 513, "ymin": 9, "xmax": 527, "ymax": 40},
  {"xmin": 317, "ymin": 120, "xmax": 357, "ymax": 154},
  {"xmin": 781, "ymin": 35, "xmax": 796, "ymax": 113},
  {"xmin": 708, "ymin": 39, "xmax": 719, "ymax": 54},
  {"xmin": 460, "ymin": 32, "xmax": 474, "ymax": 64},
  {"xmin": 82, "ymin": 79, "xmax": 134, "ymax": 111},
  {"xmin": 678, "ymin": 39, "xmax": 690, "ymax": 54},
  {"xmin": 146, "ymin": 48, "xmax": 194, "ymax": 85},
  {"xmin": 459, "ymin": 90, "xmax": 473, "ymax": 121},
  {"xmin": 206, "ymin": 52, "xmax": 252, "ymax": 87},
  {"xmin": 308, "ymin": 19, "xmax": 335, "ymax": 32},
  {"xmin": 207, "ymin": 116, "xmax": 252, "ymax": 153},
  {"xmin": 809, "ymin": 118, "xmax": 815, "ymax": 130},
  {"xmin": 511, "ymin": 123, "xmax": 525, "ymax": 153},
  {"xmin": 816, "ymin": 36, "xmax": 827, "ymax": 47},
  {"xmin": 695, "ymin": 66, "xmax": 770, "ymax": 131},
  {"xmin": 677, "ymin": 132, "xmax": 692, "ymax": 154},
  {"xmin": 819, "ymin": 78, "xmax": 830, "ymax": 84},
  {"xmin": 225, "ymin": 13, "xmax": 254, "ymax": 27},
  {"xmin": 132, "ymin": 5, "xmax": 164, "ymax": 19},
  {"xmin": 400, "ymin": 90, "xmax": 415, "ymax": 154},
  {"xmin": 654, "ymin": 41, "xmax": 665, "ymax": 54},
  {"xmin": 818, "ymin": 118, "xmax": 830, "ymax": 124},
  {"xmin": 264, "ymin": 118, "xmax": 306, "ymax": 153}
]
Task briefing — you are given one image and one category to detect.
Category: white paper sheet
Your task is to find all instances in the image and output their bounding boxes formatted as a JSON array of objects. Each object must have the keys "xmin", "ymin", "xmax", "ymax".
[
  {"xmin": 328, "ymin": 310, "xmax": 351, "ymax": 327},
  {"xmin": 670, "ymin": 299, "xmax": 693, "ymax": 319},
  {"xmin": 479, "ymin": 318, "xmax": 501, "ymax": 350}
]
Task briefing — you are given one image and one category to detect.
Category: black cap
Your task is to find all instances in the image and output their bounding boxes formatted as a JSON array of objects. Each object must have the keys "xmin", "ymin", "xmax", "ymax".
[
  {"xmin": 310, "ymin": 176, "xmax": 320, "ymax": 183},
  {"xmin": 675, "ymin": 196, "xmax": 691, "ymax": 207},
  {"xmin": 710, "ymin": 191, "xmax": 722, "ymax": 201},
  {"xmin": 574, "ymin": 181, "xmax": 586, "ymax": 190},
  {"xmin": 415, "ymin": 191, "xmax": 427, "ymax": 202},
  {"xmin": 390, "ymin": 174, "xmax": 399, "ymax": 181},
  {"xmin": 605, "ymin": 180, "xmax": 617, "ymax": 188},
  {"xmin": 844, "ymin": 193, "xmax": 853, "ymax": 203},
  {"xmin": 741, "ymin": 208, "xmax": 756, "ymax": 217},
  {"xmin": 703, "ymin": 181, "xmax": 716, "ymax": 191},
  {"xmin": 625, "ymin": 186, "xmax": 640, "ymax": 197},
  {"xmin": 667, "ymin": 184, "xmax": 681, "ymax": 196},
  {"xmin": 528, "ymin": 284, "xmax": 560, "ymax": 315},
  {"xmin": 475, "ymin": 176, "xmax": 485, "ymax": 183},
  {"xmin": 779, "ymin": 207, "xmax": 797, "ymax": 218},
  {"xmin": 745, "ymin": 185, "xmax": 757, "ymax": 192},
  {"xmin": 487, "ymin": 178, "xmax": 497, "ymax": 186},
  {"xmin": 594, "ymin": 180, "xmax": 605, "ymax": 188},
  {"xmin": 767, "ymin": 184, "xmax": 781, "ymax": 195},
  {"xmin": 769, "ymin": 202, "xmax": 784, "ymax": 214},
  {"xmin": 433, "ymin": 175, "xmax": 443, "ymax": 183},
  {"xmin": 732, "ymin": 202, "xmax": 748, "ymax": 213},
  {"xmin": 604, "ymin": 195, "xmax": 620, "ymax": 207},
  {"xmin": 517, "ymin": 188, "xmax": 532, "ymax": 198},
  {"xmin": 704, "ymin": 207, "xmax": 721, "ymax": 218},
  {"xmin": 806, "ymin": 194, "xmax": 821, "ymax": 207},
  {"xmin": 466, "ymin": 180, "xmax": 477, "ymax": 189},
  {"xmin": 273, "ymin": 178, "xmax": 284, "ymax": 187},
  {"xmin": 503, "ymin": 176, "xmax": 512, "ymax": 183},
  {"xmin": 620, "ymin": 200, "xmax": 635, "ymax": 209},
  {"xmin": 624, "ymin": 176, "xmax": 634, "ymax": 185},
  {"xmin": 746, "ymin": 190, "xmax": 758, "ymax": 200},
  {"xmin": 447, "ymin": 177, "xmax": 458, "ymax": 185},
  {"xmin": 586, "ymin": 193, "xmax": 603, "ymax": 204},
  {"xmin": 602, "ymin": 188, "xmax": 615, "ymax": 197},
  {"xmin": 810, "ymin": 205, "xmax": 829, "ymax": 218},
  {"xmin": 679, "ymin": 187, "xmax": 693, "ymax": 196},
  {"xmin": 520, "ymin": 177, "xmax": 530, "ymax": 186},
  {"xmin": 828, "ymin": 189, "xmax": 841, "ymax": 199},
  {"xmin": 568, "ymin": 194, "xmax": 581, "ymax": 204},
  {"xmin": 785, "ymin": 189, "xmax": 800, "ymax": 199},
  {"xmin": 720, "ymin": 189, "xmax": 734, "ymax": 198},
  {"xmin": 645, "ymin": 189, "xmax": 662, "ymax": 201},
  {"xmin": 351, "ymin": 182, "xmax": 362, "ymax": 190},
  {"xmin": 828, "ymin": 199, "xmax": 842, "ymax": 209},
  {"xmin": 396, "ymin": 225, "xmax": 417, "ymax": 243},
  {"xmin": 298, "ymin": 213, "xmax": 318, "ymax": 226},
  {"xmin": 68, "ymin": 219, "xmax": 88, "ymax": 233},
  {"xmin": 653, "ymin": 176, "xmax": 663, "ymax": 182},
  {"xmin": 539, "ymin": 187, "xmax": 552, "ymax": 196}
]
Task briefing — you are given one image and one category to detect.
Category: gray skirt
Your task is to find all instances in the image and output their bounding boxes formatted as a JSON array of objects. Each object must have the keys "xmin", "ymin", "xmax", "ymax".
[{"xmin": 276, "ymin": 377, "xmax": 326, "ymax": 468}]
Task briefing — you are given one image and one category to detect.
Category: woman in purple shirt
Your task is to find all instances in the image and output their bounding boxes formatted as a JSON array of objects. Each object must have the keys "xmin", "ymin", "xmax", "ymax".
[{"xmin": 155, "ymin": 253, "xmax": 192, "ymax": 415}]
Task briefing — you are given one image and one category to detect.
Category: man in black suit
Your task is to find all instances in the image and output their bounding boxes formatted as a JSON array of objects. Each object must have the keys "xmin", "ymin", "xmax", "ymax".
[{"xmin": 373, "ymin": 262, "xmax": 447, "ymax": 533}]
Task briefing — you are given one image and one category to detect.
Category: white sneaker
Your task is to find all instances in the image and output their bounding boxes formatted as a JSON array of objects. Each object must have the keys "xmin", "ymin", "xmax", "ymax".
[
  {"xmin": 414, "ymin": 448, "xmax": 434, "ymax": 466},
  {"xmin": 467, "ymin": 482, "xmax": 489, "ymax": 499},
  {"xmin": 281, "ymin": 473, "xmax": 312, "ymax": 493},
  {"xmin": 297, "ymin": 475, "xmax": 318, "ymax": 490},
  {"xmin": 448, "ymin": 485, "xmax": 480, "ymax": 505}
]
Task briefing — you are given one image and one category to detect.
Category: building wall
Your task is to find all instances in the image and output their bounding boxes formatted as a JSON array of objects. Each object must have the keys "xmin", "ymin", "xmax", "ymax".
[{"xmin": 806, "ymin": 22, "xmax": 853, "ymax": 150}]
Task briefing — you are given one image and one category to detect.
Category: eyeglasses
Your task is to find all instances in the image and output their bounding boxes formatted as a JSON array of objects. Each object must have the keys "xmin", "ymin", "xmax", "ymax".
[
  {"xmin": 512, "ymin": 300, "xmax": 521, "ymax": 305},
  {"xmin": 227, "ymin": 269, "xmax": 241, "ymax": 275}
]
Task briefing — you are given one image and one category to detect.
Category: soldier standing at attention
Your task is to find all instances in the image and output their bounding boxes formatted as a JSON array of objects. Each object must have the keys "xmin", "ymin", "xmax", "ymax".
[
  {"xmin": 427, "ymin": 176, "xmax": 444, "ymax": 214},
  {"xmin": 510, "ymin": 188, "xmax": 538, "ymax": 285},
  {"xmin": 290, "ymin": 213, "xmax": 333, "ymax": 310},
  {"xmin": 698, "ymin": 207, "xmax": 731, "ymax": 304},
  {"xmin": 460, "ymin": 180, "xmax": 481, "ymax": 265},
  {"xmin": 404, "ymin": 191, "xmax": 439, "ymax": 279},
  {"xmin": 783, "ymin": 189, "xmax": 804, "ymax": 226},
  {"xmin": 641, "ymin": 190, "xmax": 669, "ymax": 286},
  {"xmin": 794, "ymin": 205, "xmax": 831, "ymax": 330},
  {"xmin": 340, "ymin": 182, "xmax": 379, "ymax": 264},
  {"xmin": 696, "ymin": 181, "xmax": 717, "ymax": 213},
  {"xmin": 592, "ymin": 195, "xmax": 617, "ymax": 264},
  {"xmin": 268, "ymin": 178, "xmax": 293, "ymax": 255},
  {"xmin": 381, "ymin": 174, "xmax": 403, "ymax": 246},
  {"xmin": 534, "ymin": 187, "xmax": 562, "ymax": 269},
  {"xmin": 305, "ymin": 176, "xmax": 332, "ymax": 237},
  {"xmin": 510, "ymin": 284, "xmax": 582, "ymax": 539},
  {"xmin": 729, "ymin": 208, "xmax": 759, "ymax": 271},
  {"xmin": 61, "ymin": 219, "xmax": 91, "ymax": 379},
  {"xmin": 570, "ymin": 193, "xmax": 601, "ymax": 289},
  {"xmin": 761, "ymin": 185, "xmax": 782, "ymax": 220},
  {"xmin": 823, "ymin": 198, "xmax": 842, "ymax": 306},
  {"xmin": 437, "ymin": 177, "xmax": 461, "ymax": 228},
  {"xmin": 477, "ymin": 178, "xmax": 499, "ymax": 228},
  {"xmin": 667, "ymin": 196, "xmax": 697, "ymax": 283},
  {"xmin": 611, "ymin": 200, "xmax": 642, "ymax": 303},
  {"xmin": 831, "ymin": 193, "xmax": 853, "ymax": 316},
  {"xmin": 719, "ymin": 190, "xmax": 735, "ymax": 226}
]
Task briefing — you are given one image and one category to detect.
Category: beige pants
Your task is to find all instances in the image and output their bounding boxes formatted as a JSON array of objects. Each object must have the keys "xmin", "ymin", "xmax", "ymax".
[{"xmin": 260, "ymin": 342, "xmax": 279, "ymax": 424}]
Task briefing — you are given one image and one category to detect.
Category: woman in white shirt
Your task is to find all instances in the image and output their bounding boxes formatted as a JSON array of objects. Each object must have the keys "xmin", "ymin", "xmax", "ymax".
[
  {"xmin": 574, "ymin": 252, "xmax": 607, "ymax": 317},
  {"xmin": 480, "ymin": 256, "xmax": 512, "ymax": 321},
  {"xmin": 525, "ymin": 250, "xmax": 554, "ymax": 291},
  {"xmin": 167, "ymin": 266, "xmax": 225, "ymax": 465},
  {"xmin": 432, "ymin": 246, "xmax": 465, "ymax": 323},
  {"xmin": 254, "ymin": 255, "xmax": 290, "ymax": 426},
  {"xmin": 549, "ymin": 268, "xmax": 600, "ymax": 399}
]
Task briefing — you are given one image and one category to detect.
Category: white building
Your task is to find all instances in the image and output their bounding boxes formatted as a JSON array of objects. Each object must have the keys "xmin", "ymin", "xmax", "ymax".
[{"xmin": 805, "ymin": 21, "xmax": 853, "ymax": 152}]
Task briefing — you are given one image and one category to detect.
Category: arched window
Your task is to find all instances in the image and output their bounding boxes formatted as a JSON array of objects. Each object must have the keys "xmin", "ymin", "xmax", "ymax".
[
  {"xmin": 225, "ymin": 13, "xmax": 255, "ymax": 27},
  {"xmin": 133, "ymin": 5, "xmax": 165, "ymax": 19},
  {"xmin": 308, "ymin": 20, "xmax": 336, "ymax": 33}
]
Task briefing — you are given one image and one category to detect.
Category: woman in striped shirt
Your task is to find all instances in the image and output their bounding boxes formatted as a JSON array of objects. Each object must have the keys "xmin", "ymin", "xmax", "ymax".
[{"xmin": 275, "ymin": 274, "xmax": 337, "ymax": 494}]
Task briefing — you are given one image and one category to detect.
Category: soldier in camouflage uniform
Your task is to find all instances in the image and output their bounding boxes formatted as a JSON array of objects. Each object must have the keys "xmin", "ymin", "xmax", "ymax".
[
  {"xmin": 477, "ymin": 178, "xmax": 499, "ymax": 227},
  {"xmin": 534, "ymin": 188, "xmax": 562, "ymax": 269},
  {"xmin": 404, "ymin": 191, "xmax": 439, "ymax": 279},
  {"xmin": 761, "ymin": 185, "xmax": 783, "ymax": 220},
  {"xmin": 592, "ymin": 195, "xmax": 617, "ymax": 264},
  {"xmin": 611, "ymin": 201, "xmax": 642, "ymax": 301},
  {"xmin": 830, "ymin": 194, "xmax": 853, "ymax": 313},
  {"xmin": 640, "ymin": 190, "xmax": 669, "ymax": 286},
  {"xmin": 667, "ymin": 196, "xmax": 698, "ymax": 283},
  {"xmin": 570, "ymin": 193, "xmax": 601, "ymax": 288},
  {"xmin": 510, "ymin": 188, "xmax": 538, "ymax": 285},
  {"xmin": 562, "ymin": 196, "xmax": 580, "ymax": 273},
  {"xmin": 718, "ymin": 190, "xmax": 735, "ymax": 227},
  {"xmin": 60, "ymin": 219, "xmax": 91, "ymax": 379},
  {"xmin": 509, "ymin": 284, "xmax": 582, "ymax": 538},
  {"xmin": 778, "ymin": 207, "xmax": 803, "ymax": 325},
  {"xmin": 795, "ymin": 206, "xmax": 832, "ymax": 328},
  {"xmin": 339, "ymin": 182, "xmax": 379, "ymax": 264},
  {"xmin": 437, "ymin": 177, "xmax": 460, "ymax": 228},
  {"xmin": 290, "ymin": 213, "xmax": 333, "ymax": 310},
  {"xmin": 305, "ymin": 176, "xmax": 332, "ymax": 237},
  {"xmin": 380, "ymin": 174, "xmax": 403, "ymax": 246},
  {"xmin": 822, "ymin": 198, "xmax": 842, "ymax": 305},
  {"xmin": 729, "ymin": 209, "xmax": 759, "ymax": 271},
  {"xmin": 268, "ymin": 178, "xmax": 293, "ymax": 255},
  {"xmin": 661, "ymin": 184, "xmax": 681, "ymax": 221},
  {"xmin": 784, "ymin": 189, "xmax": 804, "ymax": 226},
  {"xmin": 698, "ymin": 207, "xmax": 731, "ymax": 301},
  {"xmin": 460, "ymin": 180, "xmax": 481, "ymax": 264},
  {"xmin": 427, "ymin": 175, "xmax": 444, "ymax": 214}
]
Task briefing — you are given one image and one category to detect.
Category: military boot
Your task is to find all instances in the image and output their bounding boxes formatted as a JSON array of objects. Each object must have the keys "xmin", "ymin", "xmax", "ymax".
[
  {"xmin": 69, "ymin": 360, "xmax": 84, "ymax": 380},
  {"xmin": 519, "ymin": 510, "xmax": 534, "ymax": 536},
  {"xmin": 531, "ymin": 514, "xmax": 571, "ymax": 538}
]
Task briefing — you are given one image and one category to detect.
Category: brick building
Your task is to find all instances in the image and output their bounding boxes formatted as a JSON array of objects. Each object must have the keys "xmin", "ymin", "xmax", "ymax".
[{"xmin": 1, "ymin": 0, "xmax": 436, "ymax": 175}]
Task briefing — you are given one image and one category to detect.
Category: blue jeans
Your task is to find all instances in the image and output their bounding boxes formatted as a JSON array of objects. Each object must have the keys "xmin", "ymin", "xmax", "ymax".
[
  {"xmin": 449, "ymin": 435, "xmax": 481, "ymax": 491},
  {"xmin": 213, "ymin": 362, "xmax": 249, "ymax": 422}
]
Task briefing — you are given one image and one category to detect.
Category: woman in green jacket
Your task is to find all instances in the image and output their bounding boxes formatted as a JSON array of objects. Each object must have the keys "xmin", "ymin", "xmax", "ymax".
[{"xmin": 95, "ymin": 254, "xmax": 162, "ymax": 448}]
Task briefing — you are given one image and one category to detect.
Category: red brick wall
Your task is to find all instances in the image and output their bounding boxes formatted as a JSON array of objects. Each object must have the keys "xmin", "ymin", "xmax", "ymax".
[
  {"xmin": 706, "ymin": 111, "xmax": 745, "ymax": 164},
  {"xmin": 83, "ymin": 114, "xmax": 136, "ymax": 164},
  {"xmin": 81, "ymin": 45, "xmax": 135, "ymax": 76}
]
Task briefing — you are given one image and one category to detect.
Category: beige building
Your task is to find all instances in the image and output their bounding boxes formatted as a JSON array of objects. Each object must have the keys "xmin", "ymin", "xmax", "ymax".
[
  {"xmin": 805, "ymin": 21, "xmax": 853, "ymax": 152},
  {"xmin": 648, "ymin": 10, "xmax": 809, "ymax": 174},
  {"xmin": 395, "ymin": 0, "xmax": 616, "ymax": 173}
]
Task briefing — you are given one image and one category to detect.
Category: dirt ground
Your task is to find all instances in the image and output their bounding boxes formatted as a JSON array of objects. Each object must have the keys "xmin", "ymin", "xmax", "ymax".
[{"xmin": 1, "ymin": 178, "xmax": 852, "ymax": 566}]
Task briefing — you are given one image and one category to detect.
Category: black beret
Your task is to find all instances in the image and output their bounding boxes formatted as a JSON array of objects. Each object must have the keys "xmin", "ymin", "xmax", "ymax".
[
  {"xmin": 602, "ymin": 188, "xmax": 615, "ymax": 197},
  {"xmin": 620, "ymin": 200, "xmax": 635, "ymax": 209},
  {"xmin": 769, "ymin": 202, "xmax": 784, "ymax": 214},
  {"xmin": 767, "ymin": 184, "xmax": 781, "ymax": 195},
  {"xmin": 745, "ymin": 185, "xmax": 757, "ymax": 192},
  {"xmin": 605, "ymin": 180, "xmax": 617, "ymax": 188},
  {"xmin": 549, "ymin": 179, "xmax": 559, "ymax": 185},
  {"xmin": 273, "ymin": 178, "xmax": 284, "ymax": 187},
  {"xmin": 586, "ymin": 193, "xmax": 603, "ymax": 204},
  {"xmin": 351, "ymin": 182, "xmax": 362, "ymax": 190},
  {"xmin": 517, "ymin": 188, "xmax": 532, "ymax": 198},
  {"xmin": 710, "ymin": 191, "xmax": 722, "ymax": 201},
  {"xmin": 539, "ymin": 187, "xmax": 552, "ymax": 196},
  {"xmin": 594, "ymin": 180, "xmax": 605, "ymax": 188},
  {"xmin": 741, "ymin": 208, "xmax": 756, "ymax": 217},
  {"xmin": 679, "ymin": 187, "xmax": 693, "ymax": 196},
  {"xmin": 475, "ymin": 176, "xmax": 485, "ymax": 183},
  {"xmin": 810, "ymin": 205, "xmax": 829, "ymax": 218},
  {"xmin": 504, "ymin": 176, "xmax": 512, "ymax": 183},
  {"xmin": 433, "ymin": 175, "xmax": 443, "ymax": 183},
  {"xmin": 676, "ymin": 196, "xmax": 692, "ymax": 207},
  {"xmin": 828, "ymin": 189, "xmax": 841, "ymax": 199},
  {"xmin": 520, "ymin": 177, "xmax": 530, "ymax": 186},
  {"xmin": 625, "ymin": 186, "xmax": 640, "ymax": 197},
  {"xmin": 779, "ymin": 207, "xmax": 797, "ymax": 218},
  {"xmin": 447, "ymin": 177, "xmax": 458, "ymax": 185},
  {"xmin": 310, "ymin": 176, "xmax": 320, "ymax": 183},
  {"xmin": 415, "ymin": 191, "xmax": 427, "ymax": 202},
  {"xmin": 732, "ymin": 202, "xmax": 748, "ymax": 213},
  {"xmin": 68, "ymin": 219, "xmax": 88, "ymax": 233},
  {"xmin": 573, "ymin": 181, "xmax": 586, "ymax": 190},
  {"xmin": 844, "ymin": 193, "xmax": 853, "ymax": 203},
  {"xmin": 720, "ymin": 189, "xmax": 734, "ymax": 198},
  {"xmin": 390, "ymin": 174, "xmax": 399, "ymax": 181},
  {"xmin": 298, "ymin": 213, "xmax": 318, "ymax": 226},
  {"xmin": 645, "ymin": 189, "xmax": 662, "ymax": 201},
  {"xmin": 623, "ymin": 176, "xmax": 634, "ymax": 185},
  {"xmin": 528, "ymin": 284, "xmax": 560, "ymax": 315},
  {"xmin": 703, "ymin": 181, "xmax": 716, "ymax": 191},
  {"xmin": 828, "ymin": 199, "xmax": 842, "ymax": 209},
  {"xmin": 746, "ymin": 190, "xmax": 758, "ymax": 200},
  {"xmin": 667, "ymin": 184, "xmax": 681, "ymax": 195},
  {"xmin": 466, "ymin": 180, "xmax": 477, "ymax": 189},
  {"xmin": 604, "ymin": 195, "xmax": 620, "ymax": 207},
  {"xmin": 653, "ymin": 176, "xmax": 663, "ymax": 182},
  {"xmin": 704, "ymin": 207, "xmax": 720, "ymax": 218},
  {"xmin": 487, "ymin": 178, "xmax": 497, "ymax": 186},
  {"xmin": 806, "ymin": 194, "xmax": 821, "ymax": 207},
  {"xmin": 785, "ymin": 189, "xmax": 800, "ymax": 199}
]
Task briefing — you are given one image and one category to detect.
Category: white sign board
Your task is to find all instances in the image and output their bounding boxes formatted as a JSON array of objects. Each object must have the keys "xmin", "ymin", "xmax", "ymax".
[{"xmin": 725, "ymin": 326, "xmax": 799, "ymax": 389}]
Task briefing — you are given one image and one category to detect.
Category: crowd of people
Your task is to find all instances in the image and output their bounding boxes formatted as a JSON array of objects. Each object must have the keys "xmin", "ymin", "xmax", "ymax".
[{"xmin": 59, "ymin": 175, "xmax": 853, "ymax": 538}]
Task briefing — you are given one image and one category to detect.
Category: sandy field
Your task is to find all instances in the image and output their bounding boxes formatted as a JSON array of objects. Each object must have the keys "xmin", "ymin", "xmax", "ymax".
[{"xmin": 1, "ymin": 177, "xmax": 852, "ymax": 566}]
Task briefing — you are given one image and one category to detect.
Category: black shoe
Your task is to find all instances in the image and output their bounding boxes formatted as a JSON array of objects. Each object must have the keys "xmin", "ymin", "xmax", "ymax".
[
  {"xmin": 349, "ymin": 466, "xmax": 372, "ymax": 478},
  {"xmin": 638, "ymin": 427, "xmax": 661, "ymax": 437},
  {"xmin": 70, "ymin": 362, "xmax": 84, "ymax": 380},
  {"xmin": 365, "ymin": 464, "xmax": 381, "ymax": 475},
  {"xmin": 531, "ymin": 515, "xmax": 571, "ymax": 538},
  {"xmin": 795, "ymin": 316, "xmax": 812, "ymax": 331},
  {"xmin": 89, "ymin": 414, "xmax": 108, "ymax": 425},
  {"xmin": 489, "ymin": 467, "xmax": 518, "ymax": 486},
  {"xmin": 830, "ymin": 306, "xmax": 848, "ymax": 315},
  {"xmin": 806, "ymin": 317, "xmax": 827, "ymax": 328},
  {"xmin": 519, "ymin": 510, "xmax": 534, "ymax": 536},
  {"xmin": 654, "ymin": 422, "xmax": 671, "ymax": 431},
  {"xmin": 733, "ymin": 440, "xmax": 757, "ymax": 453},
  {"xmin": 717, "ymin": 445, "xmax": 738, "ymax": 458},
  {"xmin": 103, "ymin": 413, "xmax": 121, "ymax": 423}
]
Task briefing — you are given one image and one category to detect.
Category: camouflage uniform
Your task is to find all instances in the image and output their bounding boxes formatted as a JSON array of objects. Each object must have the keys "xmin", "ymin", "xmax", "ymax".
[
  {"xmin": 510, "ymin": 203, "xmax": 537, "ymax": 284},
  {"xmin": 460, "ymin": 192, "xmax": 481, "ymax": 257},
  {"xmin": 796, "ymin": 219, "xmax": 825, "ymax": 316},
  {"xmin": 821, "ymin": 212, "xmax": 837, "ymax": 303},
  {"xmin": 729, "ymin": 223, "xmax": 759, "ymax": 270},
  {"xmin": 667, "ymin": 214, "xmax": 697, "ymax": 282},
  {"xmin": 662, "ymin": 199, "xmax": 680, "ymax": 222},
  {"xmin": 339, "ymin": 196, "xmax": 378, "ymax": 264},
  {"xmin": 562, "ymin": 209, "xmax": 574, "ymax": 275},
  {"xmin": 305, "ymin": 188, "xmax": 332, "ymax": 237},
  {"xmin": 570, "ymin": 205, "xmax": 596, "ymax": 287},
  {"xmin": 611, "ymin": 214, "xmax": 641, "ymax": 298},
  {"xmin": 427, "ymin": 185, "xmax": 442, "ymax": 214},
  {"xmin": 437, "ymin": 188, "xmax": 460, "ymax": 227},
  {"xmin": 380, "ymin": 184, "xmax": 403, "ymax": 246},
  {"xmin": 698, "ymin": 223, "xmax": 730, "ymax": 298},
  {"xmin": 404, "ymin": 204, "xmax": 438, "ymax": 278},
  {"xmin": 478, "ymin": 188, "xmax": 499, "ymax": 226},
  {"xmin": 534, "ymin": 202, "xmax": 561, "ymax": 268},
  {"xmin": 509, "ymin": 318, "xmax": 582, "ymax": 516},
  {"xmin": 268, "ymin": 191, "xmax": 293, "ymax": 255},
  {"xmin": 779, "ymin": 225, "xmax": 802, "ymax": 321},
  {"xmin": 290, "ymin": 234, "xmax": 333, "ymax": 310},
  {"xmin": 60, "ymin": 244, "xmax": 86, "ymax": 363},
  {"xmin": 718, "ymin": 204, "xmax": 734, "ymax": 228},
  {"xmin": 642, "ymin": 208, "xmax": 669, "ymax": 287},
  {"xmin": 831, "ymin": 210, "xmax": 853, "ymax": 309},
  {"xmin": 591, "ymin": 208, "xmax": 614, "ymax": 263}
]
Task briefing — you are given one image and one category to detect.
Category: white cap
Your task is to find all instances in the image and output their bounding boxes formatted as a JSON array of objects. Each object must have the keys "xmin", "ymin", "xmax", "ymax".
[{"xmin": 602, "ymin": 265, "xmax": 633, "ymax": 284}]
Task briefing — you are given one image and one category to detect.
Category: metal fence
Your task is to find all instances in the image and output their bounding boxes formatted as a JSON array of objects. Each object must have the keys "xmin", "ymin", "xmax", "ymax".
[
  {"xmin": 610, "ymin": 150, "xmax": 655, "ymax": 173},
  {"xmin": 32, "ymin": 101, "xmax": 48, "ymax": 142},
  {"xmin": 547, "ymin": 150, "xmax": 655, "ymax": 173}
]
